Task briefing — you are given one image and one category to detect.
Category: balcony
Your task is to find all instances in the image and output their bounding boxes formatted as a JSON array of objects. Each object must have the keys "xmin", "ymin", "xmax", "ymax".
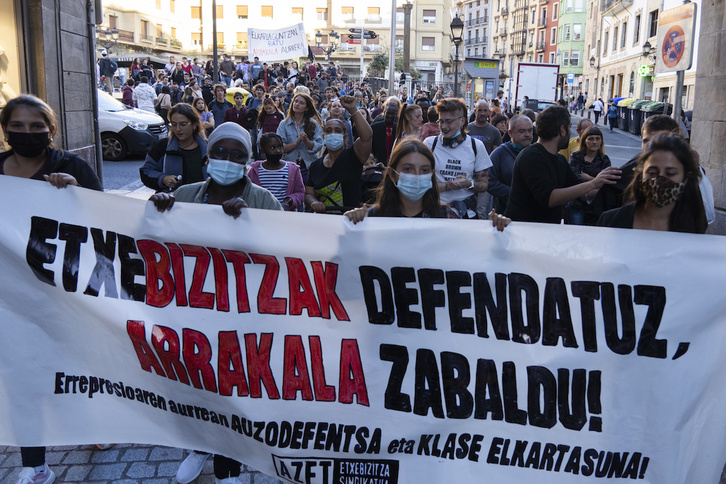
[
  {"xmin": 501, "ymin": 6, "xmax": 509, "ymax": 15},
  {"xmin": 363, "ymin": 44, "xmax": 380, "ymax": 52},
  {"xmin": 117, "ymin": 29, "xmax": 135, "ymax": 43},
  {"xmin": 155, "ymin": 36, "xmax": 169, "ymax": 47},
  {"xmin": 536, "ymin": 41, "xmax": 545, "ymax": 51},
  {"xmin": 499, "ymin": 28, "xmax": 507, "ymax": 37},
  {"xmin": 139, "ymin": 34, "xmax": 154, "ymax": 43},
  {"xmin": 601, "ymin": 0, "xmax": 633, "ymax": 13},
  {"xmin": 538, "ymin": 17, "xmax": 547, "ymax": 27}
]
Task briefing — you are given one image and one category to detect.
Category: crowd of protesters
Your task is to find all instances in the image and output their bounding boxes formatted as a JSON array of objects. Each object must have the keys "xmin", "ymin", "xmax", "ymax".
[{"xmin": 5, "ymin": 51, "xmax": 714, "ymax": 484}]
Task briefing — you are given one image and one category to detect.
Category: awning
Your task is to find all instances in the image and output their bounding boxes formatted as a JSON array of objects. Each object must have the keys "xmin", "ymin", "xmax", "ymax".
[{"xmin": 109, "ymin": 53, "xmax": 168, "ymax": 68}]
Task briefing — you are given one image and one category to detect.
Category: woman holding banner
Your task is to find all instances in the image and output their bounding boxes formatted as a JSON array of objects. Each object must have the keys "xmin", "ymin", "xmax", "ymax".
[
  {"xmin": 597, "ymin": 134, "xmax": 707, "ymax": 233},
  {"xmin": 344, "ymin": 139, "xmax": 511, "ymax": 230},
  {"xmin": 149, "ymin": 122, "xmax": 281, "ymax": 484},
  {"xmin": 0, "ymin": 94, "xmax": 103, "ymax": 484}
]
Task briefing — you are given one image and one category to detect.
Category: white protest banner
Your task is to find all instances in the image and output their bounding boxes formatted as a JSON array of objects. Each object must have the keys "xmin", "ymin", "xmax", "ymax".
[
  {"xmin": 1, "ymin": 176, "xmax": 726, "ymax": 483},
  {"xmin": 248, "ymin": 24, "xmax": 307, "ymax": 62}
]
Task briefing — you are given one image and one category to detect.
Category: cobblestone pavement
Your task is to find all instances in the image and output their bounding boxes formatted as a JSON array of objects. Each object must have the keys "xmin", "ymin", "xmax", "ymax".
[
  {"xmin": 0, "ymin": 444, "xmax": 283, "ymax": 483},
  {"xmin": 0, "ymin": 444, "xmax": 724, "ymax": 483}
]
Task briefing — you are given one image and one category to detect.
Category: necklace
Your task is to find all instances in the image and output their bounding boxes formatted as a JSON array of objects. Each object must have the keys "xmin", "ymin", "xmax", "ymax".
[{"xmin": 179, "ymin": 139, "xmax": 196, "ymax": 150}]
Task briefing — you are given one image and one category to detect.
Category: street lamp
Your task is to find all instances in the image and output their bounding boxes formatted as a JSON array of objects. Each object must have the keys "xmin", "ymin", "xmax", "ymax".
[
  {"xmin": 642, "ymin": 41, "xmax": 657, "ymax": 62},
  {"xmin": 316, "ymin": 30, "xmax": 339, "ymax": 61},
  {"xmin": 96, "ymin": 27, "xmax": 119, "ymax": 54},
  {"xmin": 450, "ymin": 14, "xmax": 464, "ymax": 98}
]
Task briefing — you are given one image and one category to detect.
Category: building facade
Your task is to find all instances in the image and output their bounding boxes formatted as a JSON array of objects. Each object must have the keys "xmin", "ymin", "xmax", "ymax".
[
  {"xmin": 2, "ymin": 0, "xmax": 101, "ymax": 176},
  {"xmin": 98, "ymin": 1, "xmax": 455, "ymax": 87},
  {"xmin": 556, "ymin": 0, "xmax": 585, "ymax": 97},
  {"xmin": 581, "ymin": 0, "xmax": 699, "ymax": 108},
  {"xmin": 463, "ymin": 0, "xmax": 491, "ymax": 59}
]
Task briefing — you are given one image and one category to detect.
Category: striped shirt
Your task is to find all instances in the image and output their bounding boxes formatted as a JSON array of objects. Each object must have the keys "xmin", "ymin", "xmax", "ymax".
[{"xmin": 257, "ymin": 164, "xmax": 289, "ymax": 203}]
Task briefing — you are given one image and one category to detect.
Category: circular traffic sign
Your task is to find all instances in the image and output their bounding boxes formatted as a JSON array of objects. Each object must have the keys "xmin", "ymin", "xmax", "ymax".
[{"xmin": 662, "ymin": 25, "xmax": 685, "ymax": 68}]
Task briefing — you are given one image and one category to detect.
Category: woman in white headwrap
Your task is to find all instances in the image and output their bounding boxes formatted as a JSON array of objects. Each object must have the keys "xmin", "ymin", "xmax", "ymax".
[{"xmin": 150, "ymin": 121, "xmax": 282, "ymax": 216}]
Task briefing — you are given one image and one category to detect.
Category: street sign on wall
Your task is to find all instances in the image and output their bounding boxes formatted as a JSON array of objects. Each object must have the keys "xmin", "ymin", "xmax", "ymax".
[{"xmin": 655, "ymin": 3, "xmax": 697, "ymax": 73}]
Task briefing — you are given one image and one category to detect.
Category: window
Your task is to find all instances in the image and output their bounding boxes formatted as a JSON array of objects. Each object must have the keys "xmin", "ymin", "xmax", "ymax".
[
  {"xmin": 423, "ymin": 9, "xmax": 436, "ymax": 23},
  {"xmin": 573, "ymin": 24, "xmax": 581, "ymax": 40},
  {"xmin": 395, "ymin": 35, "xmax": 404, "ymax": 52},
  {"xmin": 612, "ymin": 26, "xmax": 618, "ymax": 51},
  {"xmin": 237, "ymin": 6, "xmax": 248, "ymax": 19},
  {"xmin": 621, "ymin": 21, "xmax": 627, "ymax": 48},
  {"xmin": 475, "ymin": 47, "xmax": 479, "ymax": 55},
  {"xmin": 571, "ymin": 51, "xmax": 580, "ymax": 66},
  {"xmin": 216, "ymin": 5, "xmax": 223, "ymax": 18},
  {"xmin": 317, "ymin": 8, "xmax": 328, "ymax": 21},
  {"xmin": 292, "ymin": 7, "xmax": 303, "ymax": 21},
  {"xmin": 109, "ymin": 15, "xmax": 117, "ymax": 29},
  {"xmin": 633, "ymin": 15, "xmax": 641, "ymax": 43},
  {"xmin": 171, "ymin": 27, "xmax": 176, "ymax": 39},
  {"xmin": 629, "ymin": 71, "xmax": 635, "ymax": 95},
  {"xmin": 170, "ymin": 0, "xmax": 175, "ymax": 13},
  {"xmin": 538, "ymin": 54, "xmax": 543, "ymax": 62},
  {"xmin": 531, "ymin": 8, "xmax": 535, "ymax": 23},
  {"xmin": 564, "ymin": 24, "xmax": 571, "ymax": 41},
  {"xmin": 422, "ymin": 37, "xmax": 435, "ymax": 51},
  {"xmin": 368, "ymin": 7, "xmax": 381, "ymax": 21},
  {"xmin": 261, "ymin": 6, "xmax": 273, "ymax": 18},
  {"xmin": 550, "ymin": 27, "xmax": 557, "ymax": 44},
  {"xmin": 156, "ymin": 24, "xmax": 162, "ymax": 38},
  {"xmin": 192, "ymin": 33, "xmax": 201, "ymax": 45},
  {"xmin": 216, "ymin": 33, "xmax": 225, "ymax": 46},
  {"xmin": 549, "ymin": 52, "xmax": 556, "ymax": 63},
  {"xmin": 563, "ymin": 50, "xmax": 570, "ymax": 66},
  {"xmin": 553, "ymin": 2, "xmax": 558, "ymax": 19},
  {"xmin": 237, "ymin": 32, "xmax": 248, "ymax": 48},
  {"xmin": 574, "ymin": 0, "xmax": 583, "ymax": 12},
  {"xmin": 541, "ymin": 7, "xmax": 547, "ymax": 22},
  {"xmin": 319, "ymin": 35, "xmax": 328, "ymax": 45},
  {"xmin": 565, "ymin": 0, "xmax": 572, "ymax": 13},
  {"xmin": 191, "ymin": 6, "xmax": 201, "ymax": 18},
  {"xmin": 342, "ymin": 6, "xmax": 354, "ymax": 21},
  {"xmin": 603, "ymin": 31, "xmax": 609, "ymax": 55},
  {"xmin": 648, "ymin": 10, "xmax": 658, "ymax": 38},
  {"xmin": 156, "ymin": 0, "xmax": 161, "ymax": 9},
  {"xmin": 396, "ymin": 8, "xmax": 404, "ymax": 23},
  {"xmin": 468, "ymin": 48, "xmax": 471, "ymax": 56}
]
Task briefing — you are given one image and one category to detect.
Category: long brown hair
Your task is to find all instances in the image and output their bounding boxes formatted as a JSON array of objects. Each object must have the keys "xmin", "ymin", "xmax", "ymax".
[
  {"xmin": 285, "ymin": 92, "xmax": 322, "ymax": 138},
  {"xmin": 167, "ymin": 103, "xmax": 202, "ymax": 138},
  {"xmin": 0, "ymin": 95, "xmax": 57, "ymax": 148},
  {"xmin": 393, "ymin": 103, "xmax": 422, "ymax": 143},
  {"xmin": 373, "ymin": 139, "xmax": 443, "ymax": 217},
  {"xmin": 624, "ymin": 133, "xmax": 706, "ymax": 234},
  {"xmin": 257, "ymin": 97, "xmax": 283, "ymax": 129}
]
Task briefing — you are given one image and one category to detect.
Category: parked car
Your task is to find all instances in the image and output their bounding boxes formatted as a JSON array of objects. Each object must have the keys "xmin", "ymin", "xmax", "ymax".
[{"xmin": 97, "ymin": 89, "xmax": 167, "ymax": 161}]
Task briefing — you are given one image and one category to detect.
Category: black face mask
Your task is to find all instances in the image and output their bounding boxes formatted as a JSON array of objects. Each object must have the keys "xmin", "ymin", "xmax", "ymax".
[
  {"xmin": 7, "ymin": 131, "xmax": 52, "ymax": 158},
  {"xmin": 266, "ymin": 153, "xmax": 283, "ymax": 164}
]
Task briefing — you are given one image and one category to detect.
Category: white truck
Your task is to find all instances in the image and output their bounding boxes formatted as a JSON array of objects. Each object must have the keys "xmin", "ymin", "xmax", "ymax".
[{"xmin": 514, "ymin": 63, "xmax": 559, "ymax": 112}]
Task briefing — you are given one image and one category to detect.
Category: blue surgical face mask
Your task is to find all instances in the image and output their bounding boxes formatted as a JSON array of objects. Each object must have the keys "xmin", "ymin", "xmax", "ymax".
[
  {"xmin": 324, "ymin": 133, "xmax": 345, "ymax": 151},
  {"xmin": 207, "ymin": 158, "xmax": 246, "ymax": 185},
  {"xmin": 394, "ymin": 170, "xmax": 432, "ymax": 202}
]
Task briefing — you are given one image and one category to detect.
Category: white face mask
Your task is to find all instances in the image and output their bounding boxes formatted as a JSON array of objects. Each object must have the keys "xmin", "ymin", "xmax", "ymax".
[{"xmin": 207, "ymin": 158, "xmax": 246, "ymax": 185}]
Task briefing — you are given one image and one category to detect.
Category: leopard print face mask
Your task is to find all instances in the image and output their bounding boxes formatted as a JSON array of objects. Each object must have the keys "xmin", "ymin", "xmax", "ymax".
[{"xmin": 640, "ymin": 176, "xmax": 685, "ymax": 207}]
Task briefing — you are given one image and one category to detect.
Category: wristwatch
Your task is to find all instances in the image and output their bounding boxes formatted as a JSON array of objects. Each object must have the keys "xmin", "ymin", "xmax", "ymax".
[{"xmin": 468, "ymin": 180, "xmax": 475, "ymax": 190}]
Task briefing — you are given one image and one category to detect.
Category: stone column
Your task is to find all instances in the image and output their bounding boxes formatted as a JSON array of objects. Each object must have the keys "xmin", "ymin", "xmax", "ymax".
[{"xmin": 691, "ymin": 0, "xmax": 726, "ymax": 234}]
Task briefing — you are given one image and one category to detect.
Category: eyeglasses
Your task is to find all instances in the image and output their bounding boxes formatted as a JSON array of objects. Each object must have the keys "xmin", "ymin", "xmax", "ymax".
[
  {"xmin": 168, "ymin": 122, "xmax": 191, "ymax": 129},
  {"xmin": 209, "ymin": 146, "xmax": 248, "ymax": 163},
  {"xmin": 437, "ymin": 117, "xmax": 463, "ymax": 127}
]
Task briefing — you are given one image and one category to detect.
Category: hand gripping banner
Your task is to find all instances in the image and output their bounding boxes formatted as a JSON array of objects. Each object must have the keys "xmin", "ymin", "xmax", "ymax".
[{"xmin": 1, "ymin": 176, "xmax": 725, "ymax": 483}]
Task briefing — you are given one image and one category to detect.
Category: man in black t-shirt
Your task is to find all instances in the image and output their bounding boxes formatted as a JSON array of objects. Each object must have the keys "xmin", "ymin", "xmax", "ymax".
[{"xmin": 504, "ymin": 106, "xmax": 621, "ymax": 224}]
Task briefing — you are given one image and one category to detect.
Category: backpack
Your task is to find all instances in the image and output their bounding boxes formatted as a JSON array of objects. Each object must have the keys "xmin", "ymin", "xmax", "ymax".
[{"xmin": 109, "ymin": 60, "xmax": 118, "ymax": 74}]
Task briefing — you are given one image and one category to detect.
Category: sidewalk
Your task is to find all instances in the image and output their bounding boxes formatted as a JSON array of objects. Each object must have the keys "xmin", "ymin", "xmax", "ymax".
[{"xmin": 0, "ymin": 444, "xmax": 283, "ymax": 483}]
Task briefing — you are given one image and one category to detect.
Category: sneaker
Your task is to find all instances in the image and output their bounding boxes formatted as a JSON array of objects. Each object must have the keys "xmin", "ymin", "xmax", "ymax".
[
  {"xmin": 215, "ymin": 478, "xmax": 243, "ymax": 484},
  {"xmin": 16, "ymin": 465, "xmax": 55, "ymax": 484},
  {"xmin": 176, "ymin": 451, "xmax": 210, "ymax": 483}
]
